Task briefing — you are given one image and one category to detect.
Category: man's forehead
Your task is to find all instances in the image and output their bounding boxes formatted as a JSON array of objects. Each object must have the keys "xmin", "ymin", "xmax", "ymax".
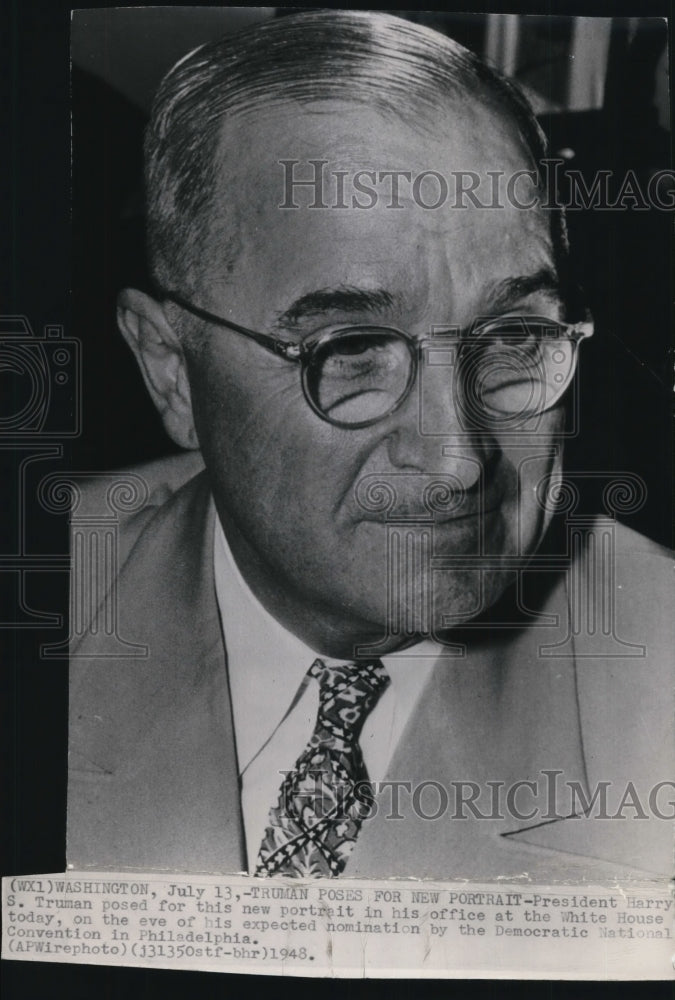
[
  {"xmin": 199, "ymin": 95, "xmax": 554, "ymax": 326},
  {"xmin": 214, "ymin": 96, "xmax": 529, "ymax": 180},
  {"xmin": 208, "ymin": 96, "xmax": 542, "ymax": 253}
]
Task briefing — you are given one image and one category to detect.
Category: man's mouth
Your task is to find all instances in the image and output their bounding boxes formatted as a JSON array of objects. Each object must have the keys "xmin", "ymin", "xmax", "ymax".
[
  {"xmin": 431, "ymin": 503, "xmax": 502, "ymax": 525},
  {"xmin": 353, "ymin": 471, "xmax": 507, "ymax": 525}
]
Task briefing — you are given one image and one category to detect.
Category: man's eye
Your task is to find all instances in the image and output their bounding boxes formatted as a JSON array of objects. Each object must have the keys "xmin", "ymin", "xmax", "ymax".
[
  {"xmin": 331, "ymin": 335, "xmax": 374, "ymax": 356},
  {"xmin": 474, "ymin": 318, "xmax": 546, "ymax": 345},
  {"xmin": 489, "ymin": 327, "xmax": 536, "ymax": 346},
  {"xmin": 465, "ymin": 319, "xmax": 559, "ymax": 366}
]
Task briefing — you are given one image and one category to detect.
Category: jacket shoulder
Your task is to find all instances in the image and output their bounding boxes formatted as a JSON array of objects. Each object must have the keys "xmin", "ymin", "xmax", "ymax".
[
  {"xmin": 612, "ymin": 518, "xmax": 673, "ymax": 625},
  {"xmin": 613, "ymin": 518, "xmax": 672, "ymax": 561},
  {"xmin": 574, "ymin": 519, "xmax": 673, "ymax": 805},
  {"xmin": 72, "ymin": 450, "xmax": 206, "ymax": 565}
]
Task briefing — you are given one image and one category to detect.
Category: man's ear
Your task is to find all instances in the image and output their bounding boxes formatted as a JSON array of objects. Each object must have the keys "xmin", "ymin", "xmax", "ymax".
[{"xmin": 117, "ymin": 288, "xmax": 199, "ymax": 450}]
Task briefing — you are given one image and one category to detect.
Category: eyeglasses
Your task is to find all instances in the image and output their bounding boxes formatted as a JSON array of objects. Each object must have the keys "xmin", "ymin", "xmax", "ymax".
[{"xmin": 161, "ymin": 289, "xmax": 593, "ymax": 430}]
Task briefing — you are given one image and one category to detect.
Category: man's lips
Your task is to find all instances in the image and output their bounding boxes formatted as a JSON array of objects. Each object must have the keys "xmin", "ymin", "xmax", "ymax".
[
  {"xmin": 431, "ymin": 502, "xmax": 502, "ymax": 525},
  {"xmin": 352, "ymin": 470, "xmax": 509, "ymax": 524},
  {"xmin": 354, "ymin": 490, "xmax": 507, "ymax": 523},
  {"xmin": 357, "ymin": 502, "xmax": 504, "ymax": 525}
]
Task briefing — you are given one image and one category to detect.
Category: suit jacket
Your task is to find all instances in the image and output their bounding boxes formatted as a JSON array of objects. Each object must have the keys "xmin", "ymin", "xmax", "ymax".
[{"xmin": 68, "ymin": 452, "xmax": 673, "ymax": 881}]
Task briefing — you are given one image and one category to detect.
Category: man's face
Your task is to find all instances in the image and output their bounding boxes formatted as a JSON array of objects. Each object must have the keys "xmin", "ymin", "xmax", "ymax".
[{"xmin": 179, "ymin": 98, "xmax": 565, "ymax": 655}]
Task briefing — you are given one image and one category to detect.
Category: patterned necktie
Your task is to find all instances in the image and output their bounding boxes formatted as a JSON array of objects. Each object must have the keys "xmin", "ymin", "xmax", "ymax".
[{"xmin": 256, "ymin": 658, "xmax": 390, "ymax": 877}]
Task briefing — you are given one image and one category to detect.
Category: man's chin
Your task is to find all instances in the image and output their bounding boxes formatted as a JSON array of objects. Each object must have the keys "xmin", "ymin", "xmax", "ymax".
[
  {"xmin": 341, "ymin": 568, "xmax": 511, "ymax": 646},
  {"xmin": 424, "ymin": 570, "xmax": 514, "ymax": 632}
]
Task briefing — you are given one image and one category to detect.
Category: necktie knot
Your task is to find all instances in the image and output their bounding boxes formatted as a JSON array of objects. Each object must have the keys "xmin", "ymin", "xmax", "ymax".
[{"xmin": 309, "ymin": 658, "xmax": 390, "ymax": 743}]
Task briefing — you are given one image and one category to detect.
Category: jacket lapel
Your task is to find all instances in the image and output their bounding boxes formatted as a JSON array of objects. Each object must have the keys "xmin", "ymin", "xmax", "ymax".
[
  {"xmin": 69, "ymin": 471, "xmax": 246, "ymax": 874},
  {"xmin": 502, "ymin": 522, "xmax": 673, "ymax": 878},
  {"xmin": 350, "ymin": 525, "xmax": 672, "ymax": 880},
  {"xmin": 347, "ymin": 568, "xmax": 588, "ymax": 878}
]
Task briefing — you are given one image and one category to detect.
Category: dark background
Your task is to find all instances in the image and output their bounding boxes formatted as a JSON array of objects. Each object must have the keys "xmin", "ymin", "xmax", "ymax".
[{"xmin": 2, "ymin": 2, "xmax": 673, "ymax": 997}]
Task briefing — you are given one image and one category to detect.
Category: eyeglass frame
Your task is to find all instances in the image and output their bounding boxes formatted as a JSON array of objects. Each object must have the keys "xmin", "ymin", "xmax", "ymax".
[{"xmin": 159, "ymin": 287, "xmax": 594, "ymax": 430}]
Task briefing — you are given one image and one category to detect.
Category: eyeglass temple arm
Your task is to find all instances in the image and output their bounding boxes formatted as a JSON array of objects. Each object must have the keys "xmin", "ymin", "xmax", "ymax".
[
  {"xmin": 569, "ymin": 318, "xmax": 594, "ymax": 342},
  {"xmin": 160, "ymin": 290, "xmax": 303, "ymax": 362},
  {"xmin": 161, "ymin": 289, "xmax": 594, "ymax": 356},
  {"xmin": 464, "ymin": 315, "xmax": 594, "ymax": 343}
]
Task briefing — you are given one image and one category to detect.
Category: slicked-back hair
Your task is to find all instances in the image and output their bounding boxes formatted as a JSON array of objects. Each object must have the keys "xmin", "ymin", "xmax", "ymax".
[{"xmin": 145, "ymin": 9, "xmax": 568, "ymax": 304}]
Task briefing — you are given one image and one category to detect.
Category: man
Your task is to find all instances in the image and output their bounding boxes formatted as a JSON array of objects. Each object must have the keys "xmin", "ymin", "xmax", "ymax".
[{"xmin": 68, "ymin": 10, "xmax": 672, "ymax": 880}]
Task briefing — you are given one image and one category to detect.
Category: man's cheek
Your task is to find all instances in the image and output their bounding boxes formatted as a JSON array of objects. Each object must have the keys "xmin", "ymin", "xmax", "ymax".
[{"xmin": 516, "ymin": 448, "xmax": 562, "ymax": 547}]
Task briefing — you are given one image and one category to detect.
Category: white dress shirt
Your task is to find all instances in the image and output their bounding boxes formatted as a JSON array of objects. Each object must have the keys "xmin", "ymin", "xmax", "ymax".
[{"xmin": 213, "ymin": 517, "xmax": 441, "ymax": 870}]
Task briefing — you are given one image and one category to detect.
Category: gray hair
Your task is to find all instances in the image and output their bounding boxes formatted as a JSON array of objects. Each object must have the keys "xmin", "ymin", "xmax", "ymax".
[{"xmin": 145, "ymin": 9, "xmax": 566, "ymax": 300}]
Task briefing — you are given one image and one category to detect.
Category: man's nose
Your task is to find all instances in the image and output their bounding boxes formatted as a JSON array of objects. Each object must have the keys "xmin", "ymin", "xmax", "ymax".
[{"xmin": 383, "ymin": 359, "xmax": 487, "ymax": 490}]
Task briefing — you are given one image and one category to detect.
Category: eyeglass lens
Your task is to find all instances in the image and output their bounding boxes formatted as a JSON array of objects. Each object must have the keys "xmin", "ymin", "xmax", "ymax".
[
  {"xmin": 458, "ymin": 318, "xmax": 577, "ymax": 425},
  {"xmin": 305, "ymin": 329, "xmax": 413, "ymax": 426},
  {"xmin": 304, "ymin": 320, "xmax": 578, "ymax": 428}
]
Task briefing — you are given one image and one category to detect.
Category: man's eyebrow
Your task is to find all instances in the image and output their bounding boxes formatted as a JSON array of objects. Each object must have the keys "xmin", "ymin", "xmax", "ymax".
[
  {"xmin": 486, "ymin": 269, "xmax": 563, "ymax": 312},
  {"xmin": 274, "ymin": 286, "xmax": 398, "ymax": 329}
]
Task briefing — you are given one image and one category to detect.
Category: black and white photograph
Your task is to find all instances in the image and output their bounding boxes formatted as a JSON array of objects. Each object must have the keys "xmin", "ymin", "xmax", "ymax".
[{"xmin": 3, "ymin": 1, "xmax": 673, "ymax": 988}]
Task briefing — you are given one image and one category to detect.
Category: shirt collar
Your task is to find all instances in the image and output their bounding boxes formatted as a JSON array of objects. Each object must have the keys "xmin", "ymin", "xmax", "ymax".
[{"xmin": 213, "ymin": 516, "xmax": 441, "ymax": 773}]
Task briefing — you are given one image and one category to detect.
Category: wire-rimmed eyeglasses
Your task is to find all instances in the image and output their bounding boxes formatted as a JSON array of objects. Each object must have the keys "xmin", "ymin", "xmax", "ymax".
[{"xmin": 160, "ymin": 289, "xmax": 593, "ymax": 430}]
